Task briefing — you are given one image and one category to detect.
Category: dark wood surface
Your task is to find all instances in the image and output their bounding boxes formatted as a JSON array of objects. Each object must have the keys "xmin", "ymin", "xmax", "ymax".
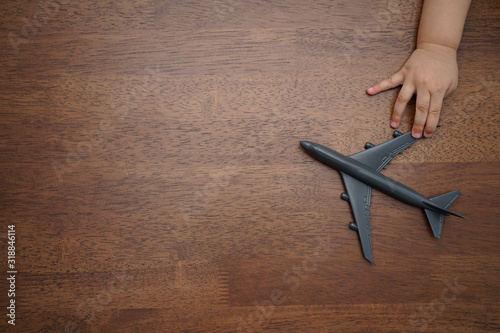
[{"xmin": 1, "ymin": 0, "xmax": 499, "ymax": 332}]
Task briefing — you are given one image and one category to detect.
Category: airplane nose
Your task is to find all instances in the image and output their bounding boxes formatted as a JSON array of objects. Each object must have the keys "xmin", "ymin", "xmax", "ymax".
[{"xmin": 300, "ymin": 141, "xmax": 314, "ymax": 151}]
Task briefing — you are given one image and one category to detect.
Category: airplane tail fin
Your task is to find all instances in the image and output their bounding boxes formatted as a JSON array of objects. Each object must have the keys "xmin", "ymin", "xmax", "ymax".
[{"xmin": 424, "ymin": 190, "xmax": 462, "ymax": 239}]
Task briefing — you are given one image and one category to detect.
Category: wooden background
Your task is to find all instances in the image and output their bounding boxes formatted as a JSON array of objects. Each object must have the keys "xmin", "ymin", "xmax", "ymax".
[{"xmin": 1, "ymin": 0, "xmax": 499, "ymax": 332}]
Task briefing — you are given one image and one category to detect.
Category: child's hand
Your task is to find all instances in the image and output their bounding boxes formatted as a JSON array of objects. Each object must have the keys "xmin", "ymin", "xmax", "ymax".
[{"xmin": 366, "ymin": 43, "xmax": 459, "ymax": 138}]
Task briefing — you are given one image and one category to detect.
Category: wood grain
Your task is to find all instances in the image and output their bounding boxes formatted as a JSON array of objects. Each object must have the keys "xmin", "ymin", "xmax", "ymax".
[{"xmin": 0, "ymin": 0, "xmax": 499, "ymax": 332}]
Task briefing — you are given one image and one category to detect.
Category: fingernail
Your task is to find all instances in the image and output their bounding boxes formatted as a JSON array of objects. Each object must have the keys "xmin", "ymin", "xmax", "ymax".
[
  {"xmin": 412, "ymin": 131, "xmax": 422, "ymax": 138},
  {"xmin": 367, "ymin": 87, "xmax": 374, "ymax": 94},
  {"xmin": 424, "ymin": 132, "xmax": 432, "ymax": 138},
  {"xmin": 390, "ymin": 120, "xmax": 398, "ymax": 128}
]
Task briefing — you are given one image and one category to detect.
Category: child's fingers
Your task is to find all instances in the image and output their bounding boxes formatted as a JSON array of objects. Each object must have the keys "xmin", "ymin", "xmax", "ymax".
[
  {"xmin": 423, "ymin": 93, "xmax": 444, "ymax": 137},
  {"xmin": 391, "ymin": 82, "xmax": 415, "ymax": 128},
  {"xmin": 367, "ymin": 71, "xmax": 404, "ymax": 95},
  {"xmin": 412, "ymin": 89, "xmax": 431, "ymax": 138}
]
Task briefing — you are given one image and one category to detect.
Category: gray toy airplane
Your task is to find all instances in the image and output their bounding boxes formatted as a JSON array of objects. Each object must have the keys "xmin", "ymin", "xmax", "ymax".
[{"xmin": 300, "ymin": 130, "xmax": 463, "ymax": 263}]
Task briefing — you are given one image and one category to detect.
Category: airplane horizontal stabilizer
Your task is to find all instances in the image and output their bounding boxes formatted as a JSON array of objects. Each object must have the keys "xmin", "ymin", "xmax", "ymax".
[{"xmin": 425, "ymin": 190, "xmax": 462, "ymax": 238}]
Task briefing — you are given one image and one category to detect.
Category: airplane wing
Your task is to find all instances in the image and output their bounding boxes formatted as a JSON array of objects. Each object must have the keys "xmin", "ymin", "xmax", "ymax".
[
  {"xmin": 340, "ymin": 172, "xmax": 374, "ymax": 263},
  {"xmin": 349, "ymin": 131, "xmax": 420, "ymax": 172}
]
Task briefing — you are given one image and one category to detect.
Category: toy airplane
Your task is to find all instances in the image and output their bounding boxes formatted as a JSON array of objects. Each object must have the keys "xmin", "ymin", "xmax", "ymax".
[{"xmin": 300, "ymin": 130, "xmax": 463, "ymax": 263}]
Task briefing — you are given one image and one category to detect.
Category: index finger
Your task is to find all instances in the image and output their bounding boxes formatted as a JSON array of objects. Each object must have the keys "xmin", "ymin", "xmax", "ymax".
[{"xmin": 367, "ymin": 71, "xmax": 404, "ymax": 95}]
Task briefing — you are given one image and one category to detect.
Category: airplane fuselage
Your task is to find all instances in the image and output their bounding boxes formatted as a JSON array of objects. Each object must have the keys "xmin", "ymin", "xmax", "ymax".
[{"xmin": 302, "ymin": 142, "xmax": 446, "ymax": 214}]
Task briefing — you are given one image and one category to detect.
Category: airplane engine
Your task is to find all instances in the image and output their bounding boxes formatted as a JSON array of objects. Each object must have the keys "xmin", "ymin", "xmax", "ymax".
[
  {"xmin": 364, "ymin": 142, "xmax": 375, "ymax": 149},
  {"xmin": 393, "ymin": 130, "xmax": 403, "ymax": 137}
]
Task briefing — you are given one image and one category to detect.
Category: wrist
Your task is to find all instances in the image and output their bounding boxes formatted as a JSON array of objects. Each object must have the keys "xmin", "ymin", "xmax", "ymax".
[{"xmin": 416, "ymin": 42, "xmax": 458, "ymax": 57}]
